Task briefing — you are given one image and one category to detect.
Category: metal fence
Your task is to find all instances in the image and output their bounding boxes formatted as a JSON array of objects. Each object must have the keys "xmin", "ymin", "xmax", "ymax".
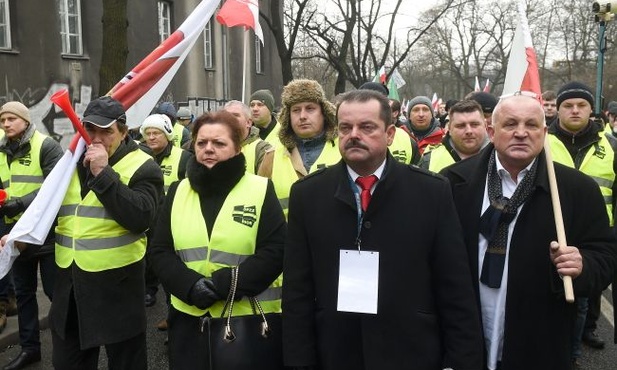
[{"xmin": 177, "ymin": 97, "xmax": 228, "ymax": 117}]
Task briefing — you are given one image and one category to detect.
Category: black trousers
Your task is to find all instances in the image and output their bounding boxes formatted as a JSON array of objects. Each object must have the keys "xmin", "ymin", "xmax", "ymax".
[
  {"xmin": 584, "ymin": 290, "xmax": 601, "ymax": 332},
  {"xmin": 51, "ymin": 293, "xmax": 147, "ymax": 370}
]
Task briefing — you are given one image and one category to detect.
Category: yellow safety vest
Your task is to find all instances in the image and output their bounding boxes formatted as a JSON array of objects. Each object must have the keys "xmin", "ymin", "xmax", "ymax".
[
  {"xmin": 548, "ymin": 134, "xmax": 615, "ymax": 225},
  {"xmin": 160, "ymin": 146, "xmax": 183, "ymax": 194},
  {"xmin": 172, "ymin": 123, "xmax": 185, "ymax": 148},
  {"xmin": 55, "ymin": 150, "xmax": 151, "ymax": 271},
  {"xmin": 169, "ymin": 174, "xmax": 282, "ymax": 317},
  {"xmin": 0, "ymin": 130, "xmax": 46, "ymax": 222},
  {"xmin": 242, "ymin": 139, "xmax": 260, "ymax": 175},
  {"xmin": 271, "ymin": 139, "xmax": 341, "ymax": 216},
  {"xmin": 427, "ymin": 145, "xmax": 456, "ymax": 173},
  {"xmin": 389, "ymin": 127, "xmax": 413, "ymax": 164}
]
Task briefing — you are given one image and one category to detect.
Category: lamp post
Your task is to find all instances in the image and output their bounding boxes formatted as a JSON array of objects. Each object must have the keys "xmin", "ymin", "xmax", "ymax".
[{"xmin": 592, "ymin": 2, "xmax": 615, "ymax": 115}]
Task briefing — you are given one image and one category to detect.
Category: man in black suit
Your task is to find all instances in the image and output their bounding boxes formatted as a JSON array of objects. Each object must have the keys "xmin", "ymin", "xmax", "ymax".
[
  {"xmin": 282, "ymin": 89, "xmax": 483, "ymax": 370},
  {"xmin": 440, "ymin": 94, "xmax": 616, "ymax": 370}
]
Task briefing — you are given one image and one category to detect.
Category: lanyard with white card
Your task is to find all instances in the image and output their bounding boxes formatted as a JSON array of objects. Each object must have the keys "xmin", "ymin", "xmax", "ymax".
[{"xmin": 337, "ymin": 174, "xmax": 380, "ymax": 314}]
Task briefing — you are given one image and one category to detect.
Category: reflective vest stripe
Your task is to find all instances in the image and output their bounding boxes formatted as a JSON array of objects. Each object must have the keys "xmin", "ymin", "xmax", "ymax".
[
  {"xmin": 10, "ymin": 175, "xmax": 44, "ymax": 184},
  {"xmin": 591, "ymin": 175, "xmax": 614, "ymax": 189},
  {"xmin": 176, "ymin": 247, "xmax": 208, "ymax": 263},
  {"xmin": 56, "ymin": 232, "xmax": 144, "ymax": 251},
  {"xmin": 58, "ymin": 205, "xmax": 111, "ymax": 219},
  {"xmin": 256, "ymin": 286, "xmax": 282, "ymax": 301},
  {"xmin": 389, "ymin": 127, "xmax": 413, "ymax": 164}
]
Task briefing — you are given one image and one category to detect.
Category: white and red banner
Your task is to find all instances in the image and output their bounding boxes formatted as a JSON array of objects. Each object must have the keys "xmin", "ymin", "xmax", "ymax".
[
  {"xmin": 483, "ymin": 78, "xmax": 491, "ymax": 93},
  {"xmin": 474, "ymin": 76, "xmax": 481, "ymax": 92},
  {"xmin": 502, "ymin": 0, "xmax": 541, "ymax": 98},
  {"xmin": 110, "ymin": 0, "xmax": 222, "ymax": 128},
  {"xmin": 216, "ymin": 0, "xmax": 264, "ymax": 45}
]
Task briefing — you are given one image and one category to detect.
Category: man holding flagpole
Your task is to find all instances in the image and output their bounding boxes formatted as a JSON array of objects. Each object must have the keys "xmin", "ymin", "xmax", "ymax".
[
  {"xmin": 441, "ymin": 94, "xmax": 616, "ymax": 370},
  {"xmin": 49, "ymin": 96, "xmax": 163, "ymax": 370}
]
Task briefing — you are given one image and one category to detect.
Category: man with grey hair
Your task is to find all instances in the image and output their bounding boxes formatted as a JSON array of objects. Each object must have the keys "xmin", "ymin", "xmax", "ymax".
[
  {"xmin": 441, "ymin": 94, "xmax": 616, "ymax": 370},
  {"xmin": 223, "ymin": 100, "xmax": 273, "ymax": 175}
]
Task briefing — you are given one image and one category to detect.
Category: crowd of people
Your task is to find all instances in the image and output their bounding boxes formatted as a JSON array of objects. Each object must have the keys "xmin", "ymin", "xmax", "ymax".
[{"xmin": 0, "ymin": 78, "xmax": 615, "ymax": 370}]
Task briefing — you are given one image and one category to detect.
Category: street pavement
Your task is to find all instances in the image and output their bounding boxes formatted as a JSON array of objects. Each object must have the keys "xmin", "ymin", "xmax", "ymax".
[{"xmin": 0, "ymin": 285, "xmax": 615, "ymax": 369}]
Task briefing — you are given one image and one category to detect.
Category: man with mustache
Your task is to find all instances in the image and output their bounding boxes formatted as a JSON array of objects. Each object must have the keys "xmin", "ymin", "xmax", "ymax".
[
  {"xmin": 547, "ymin": 81, "xmax": 617, "ymax": 364},
  {"xmin": 283, "ymin": 89, "xmax": 483, "ymax": 370}
]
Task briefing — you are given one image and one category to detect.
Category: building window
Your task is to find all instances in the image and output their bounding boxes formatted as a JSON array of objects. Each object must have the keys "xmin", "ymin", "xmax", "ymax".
[
  {"xmin": 255, "ymin": 36, "xmax": 263, "ymax": 74},
  {"xmin": 0, "ymin": 0, "xmax": 10, "ymax": 50},
  {"xmin": 203, "ymin": 21, "xmax": 213, "ymax": 69},
  {"xmin": 59, "ymin": 0, "xmax": 83, "ymax": 55},
  {"xmin": 158, "ymin": 1, "xmax": 171, "ymax": 43}
]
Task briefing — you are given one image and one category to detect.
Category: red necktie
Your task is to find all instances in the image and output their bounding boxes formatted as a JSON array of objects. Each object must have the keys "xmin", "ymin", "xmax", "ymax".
[{"xmin": 355, "ymin": 175, "xmax": 378, "ymax": 212}]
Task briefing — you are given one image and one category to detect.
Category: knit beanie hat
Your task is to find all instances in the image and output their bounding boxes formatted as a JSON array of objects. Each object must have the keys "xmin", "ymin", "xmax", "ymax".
[
  {"xmin": 469, "ymin": 92, "xmax": 498, "ymax": 114},
  {"xmin": 556, "ymin": 81, "xmax": 594, "ymax": 109},
  {"xmin": 608, "ymin": 101, "xmax": 617, "ymax": 115},
  {"xmin": 156, "ymin": 102, "xmax": 177, "ymax": 122},
  {"xmin": 278, "ymin": 79, "xmax": 337, "ymax": 149},
  {"xmin": 409, "ymin": 96, "xmax": 434, "ymax": 117},
  {"xmin": 140, "ymin": 114, "xmax": 174, "ymax": 140},
  {"xmin": 0, "ymin": 102, "xmax": 30, "ymax": 123},
  {"xmin": 177, "ymin": 107, "xmax": 192, "ymax": 120},
  {"xmin": 250, "ymin": 89, "xmax": 275, "ymax": 113}
]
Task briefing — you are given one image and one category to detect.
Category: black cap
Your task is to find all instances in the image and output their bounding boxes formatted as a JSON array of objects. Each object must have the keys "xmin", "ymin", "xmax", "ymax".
[
  {"xmin": 156, "ymin": 102, "xmax": 177, "ymax": 122},
  {"xmin": 83, "ymin": 96, "xmax": 126, "ymax": 128}
]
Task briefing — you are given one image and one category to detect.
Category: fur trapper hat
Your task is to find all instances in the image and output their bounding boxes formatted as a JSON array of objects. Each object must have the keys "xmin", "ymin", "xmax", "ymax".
[{"xmin": 277, "ymin": 79, "xmax": 337, "ymax": 149}]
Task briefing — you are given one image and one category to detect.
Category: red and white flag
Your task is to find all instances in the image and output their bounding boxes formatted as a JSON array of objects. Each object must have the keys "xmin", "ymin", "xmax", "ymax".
[
  {"xmin": 502, "ymin": 0, "xmax": 541, "ymax": 98},
  {"xmin": 109, "ymin": 0, "xmax": 222, "ymax": 128},
  {"xmin": 483, "ymin": 78, "xmax": 491, "ymax": 92},
  {"xmin": 474, "ymin": 76, "xmax": 481, "ymax": 92},
  {"xmin": 431, "ymin": 93, "xmax": 440, "ymax": 112},
  {"xmin": 216, "ymin": 0, "xmax": 264, "ymax": 45}
]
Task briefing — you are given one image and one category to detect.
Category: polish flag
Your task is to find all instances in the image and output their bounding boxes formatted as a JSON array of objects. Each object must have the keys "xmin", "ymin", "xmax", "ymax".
[
  {"xmin": 474, "ymin": 76, "xmax": 481, "ymax": 92},
  {"xmin": 373, "ymin": 66, "xmax": 386, "ymax": 84},
  {"xmin": 483, "ymin": 78, "xmax": 491, "ymax": 92},
  {"xmin": 109, "ymin": 0, "xmax": 222, "ymax": 128},
  {"xmin": 431, "ymin": 93, "xmax": 440, "ymax": 112},
  {"xmin": 502, "ymin": 0, "xmax": 542, "ymax": 99},
  {"xmin": 216, "ymin": 0, "xmax": 264, "ymax": 45}
]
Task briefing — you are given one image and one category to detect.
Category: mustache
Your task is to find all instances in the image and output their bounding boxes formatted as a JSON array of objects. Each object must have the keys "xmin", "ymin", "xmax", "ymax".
[{"xmin": 344, "ymin": 139, "xmax": 368, "ymax": 150}]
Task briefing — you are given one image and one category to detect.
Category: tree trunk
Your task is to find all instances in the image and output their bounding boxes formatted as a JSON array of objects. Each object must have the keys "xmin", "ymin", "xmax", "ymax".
[{"xmin": 99, "ymin": 0, "xmax": 129, "ymax": 95}]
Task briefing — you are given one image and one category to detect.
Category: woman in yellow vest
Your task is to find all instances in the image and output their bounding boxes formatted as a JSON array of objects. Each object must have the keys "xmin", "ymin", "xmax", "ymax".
[{"xmin": 148, "ymin": 110, "xmax": 286, "ymax": 370}]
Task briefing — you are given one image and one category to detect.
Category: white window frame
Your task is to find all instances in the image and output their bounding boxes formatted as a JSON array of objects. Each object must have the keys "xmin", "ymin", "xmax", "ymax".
[
  {"xmin": 0, "ymin": 0, "xmax": 11, "ymax": 50},
  {"xmin": 59, "ymin": 0, "xmax": 83, "ymax": 55},
  {"xmin": 203, "ymin": 21, "xmax": 214, "ymax": 69},
  {"xmin": 158, "ymin": 1, "xmax": 171, "ymax": 43},
  {"xmin": 255, "ymin": 36, "xmax": 263, "ymax": 74}
]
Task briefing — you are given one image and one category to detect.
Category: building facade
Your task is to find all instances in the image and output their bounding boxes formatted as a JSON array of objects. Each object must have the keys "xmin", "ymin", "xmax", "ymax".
[{"xmin": 0, "ymin": 0, "xmax": 283, "ymax": 146}]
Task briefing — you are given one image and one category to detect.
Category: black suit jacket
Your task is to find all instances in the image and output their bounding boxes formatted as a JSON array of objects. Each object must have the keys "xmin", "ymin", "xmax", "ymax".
[
  {"xmin": 440, "ymin": 145, "xmax": 617, "ymax": 370},
  {"xmin": 283, "ymin": 155, "xmax": 484, "ymax": 370}
]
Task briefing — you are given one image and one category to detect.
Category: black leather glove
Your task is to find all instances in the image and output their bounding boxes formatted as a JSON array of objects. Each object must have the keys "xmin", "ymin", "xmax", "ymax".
[
  {"xmin": 189, "ymin": 278, "xmax": 221, "ymax": 309},
  {"xmin": 0, "ymin": 198, "xmax": 24, "ymax": 218}
]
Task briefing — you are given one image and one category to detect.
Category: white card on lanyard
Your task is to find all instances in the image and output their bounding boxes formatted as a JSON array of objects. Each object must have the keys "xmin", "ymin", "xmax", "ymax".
[{"xmin": 337, "ymin": 249, "xmax": 379, "ymax": 314}]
